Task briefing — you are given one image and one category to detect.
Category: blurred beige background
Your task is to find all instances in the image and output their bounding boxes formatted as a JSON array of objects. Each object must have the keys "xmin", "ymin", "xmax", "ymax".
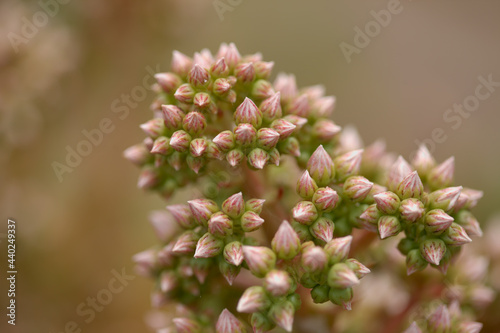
[{"xmin": 1, "ymin": 0, "xmax": 499, "ymax": 332}]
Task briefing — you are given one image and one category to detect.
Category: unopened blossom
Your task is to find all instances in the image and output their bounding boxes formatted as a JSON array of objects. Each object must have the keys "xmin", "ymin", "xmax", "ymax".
[
  {"xmin": 234, "ymin": 123, "xmax": 257, "ymax": 146},
  {"xmin": 252, "ymin": 79, "xmax": 275, "ymax": 99},
  {"xmin": 234, "ymin": 98, "xmax": 262, "ymax": 127},
  {"xmin": 237, "ymin": 286, "xmax": 269, "ymax": 313},
  {"xmin": 428, "ymin": 186, "xmax": 462, "ymax": 212},
  {"xmin": 334, "ymin": 149, "xmax": 363, "ymax": 181},
  {"xmin": 211, "ymin": 57, "xmax": 229, "ymax": 77},
  {"xmin": 307, "ymin": 145, "xmax": 336, "ymax": 186},
  {"xmin": 162, "ymin": 104, "xmax": 185, "ymax": 130},
  {"xmin": 208, "ymin": 212, "xmax": 233, "ymax": 238},
  {"xmin": 189, "ymin": 139, "xmax": 208, "ymax": 157},
  {"xmin": 213, "ymin": 78, "xmax": 232, "ymax": 95},
  {"xmin": 137, "ymin": 167, "xmax": 160, "ymax": 189},
  {"xmin": 155, "ymin": 72, "xmax": 182, "ymax": 93},
  {"xmin": 425, "ymin": 209, "xmax": 454, "ymax": 235},
  {"xmin": 194, "ymin": 232, "xmax": 224, "ymax": 258},
  {"xmin": 240, "ymin": 210, "xmax": 265, "ymax": 232},
  {"xmin": 188, "ymin": 64, "xmax": 209, "ymax": 87},
  {"xmin": 292, "ymin": 201, "xmax": 318, "ymax": 225},
  {"xmin": 441, "ymin": 223, "xmax": 472, "ymax": 246},
  {"xmin": 170, "ymin": 130, "xmax": 192, "ymax": 152},
  {"xmin": 271, "ymin": 220, "xmax": 301, "ymax": 260},
  {"xmin": 257, "ymin": 128, "xmax": 280, "ymax": 150},
  {"xmin": 328, "ymin": 263, "xmax": 359, "ymax": 288},
  {"xmin": 260, "ymin": 92, "xmax": 282, "ymax": 121},
  {"xmin": 312, "ymin": 187, "xmax": 340, "ymax": 212},
  {"xmin": 151, "ymin": 136, "xmax": 171, "ymax": 155},
  {"xmin": 378, "ymin": 215, "xmax": 402, "ymax": 239},
  {"xmin": 172, "ymin": 230, "xmax": 199, "ymax": 254},
  {"xmin": 245, "ymin": 198, "xmax": 266, "ymax": 214},
  {"xmin": 420, "ymin": 239, "xmax": 447, "ymax": 266},
  {"xmin": 296, "ymin": 170, "xmax": 318, "ymax": 199},
  {"xmin": 404, "ymin": 322, "xmax": 423, "ymax": 333},
  {"xmin": 248, "ymin": 148, "xmax": 270, "ymax": 169},
  {"xmin": 280, "ymin": 137, "xmax": 301, "ymax": 157},
  {"xmin": 455, "ymin": 211, "xmax": 483, "ymax": 237},
  {"xmin": 264, "ymin": 270, "xmax": 293, "ymax": 297},
  {"xmin": 406, "ymin": 249, "xmax": 428, "ymax": 275},
  {"xmin": 310, "ymin": 217, "xmax": 335, "ymax": 243},
  {"xmin": 325, "ymin": 236, "xmax": 352, "ymax": 264},
  {"xmin": 329, "ymin": 287, "xmax": 354, "ymax": 310},
  {"xmin": 373, "ymin": 191, "xmax": 400, "ymax": 215},
  {"xmin": 123, "ymin": 144, "xmax": 150, "ymax": 165},
  {"xmin": 171, "ymin": 50, "xmax": 193, "ymax": 76},
  {"xmin": 345, "ymin": 258, "xmax": 371, "ymax": 279},
  {"xmin": 213, "ymin": 131, "xmax": 235, "ymax": 151},
  {"xmin": 188, "ymin": 199, "xmax": 218, "ymax": 225},
  {"xmin": 254, "ymin": 61, "xmax": 274, "ymax": 79},
  {"xmin": 174, "ymin": 84, "xmax": 195, "ymax": 103},
  {"xmin": 411, "ymin": 144, "xmax": 436, "ymax": 176},
  {"xmin": 235, "ymin": 62, "xmax": 255, "ymax": 82},
  {"xmin": 219, "ymin": 260, "xmax": 241, "ymax": 286},
  {"xmin": 428, "ymin": 157, "xmax": 455, "ymax": 190},
  {"xmin": 141, "ymin": 118, "xmax": 165, "ymax": 139},
  {"xmin": 216, "ymin": 309, "xmax": 246, "ymax": 333},
  {"xmin": 313, "ymin": 95, "xmax": 336, "ymax": 118},
  {"xmin": 242, "ymin": 246, "xmax": 276, "ymax": 277},
  {"xmin": 427, "ymin": 305, "xmax": 451, "ymax": 333},
  {"xmin": 359, "ymin": 204, "xmax": 381, "ymax": 225},
  {"xmin": 301, "ymin": 246, "xmax": 328, "ymax": 273},
  {"xmin": 396, "ymin": 171, "xmax": 424, "ymax": 200},
  {"xmin": 183, "ymin": 111, "xmax": 207, "ymax": 136},
  {"xmin": 274, "ymin": 73, "xmax": 298, "ymax": 102},
  {"xmin": 166, "ymin": 204, "xmax": 195, "ymax": 229},
  {"xmin": 270, "ymin": 118, "xmax": 296, "ymax": 138},
  {"xmin": 399, "ymin": 198, "xmax": 425, "ymax": 223},
  {"xmin": 222, "ymin": 192, "xmax": 245, "ymax": 218},
  {"xmin": 226, "ymin": 149, "xmax": 244, "ymax": 167},
  {"xmin": 343, "ymin": 176, "xmax": 374, "ymax": 201},
  {"xmin": 312, "ymin": 119, "xmax": 342, "ymax": 142},
  {"xmin": 387, "ymin": 156, "xmax": 413, "ymax": 192},
  {"xmin": 223, "ymin": 241, "xmax": 244, "ymax": 266}
]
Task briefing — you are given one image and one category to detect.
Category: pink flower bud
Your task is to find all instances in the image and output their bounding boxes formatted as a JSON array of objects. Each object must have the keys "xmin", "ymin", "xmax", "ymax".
[
  {"xmin": 345, "ymin": 258, "xmax": 370, "ymax": 279},
  {"xmin": 269, "ymin": 301, "xmax": 295, "ymax": 332},
  {"xmin": 264, "ymin": 270, "xmax": 293, "ymax": 297},
  {"xmin": 328, "ymin": 263, "xmax": 359, "ymax": 288},
  {"xmin": 213, "ymin": 130, "xmax": 235, "ymax": 151},
  {"xmin": 132, "ymin": 249, "xmax": 157, "ymax": 277},
  {"xmin": 167, "ymin": 152, "xmax": 182, "ymax": 171},
  {"xmin": 193, "ymin": 92, "xmax": 212, "ymax": 109},
  {"xmin": 219, "ymin": 260, "xmax": 240, "ymax": 286},
  {"xmin": 151, "ymin": 136, "xmax": 170, "ymax": 155},
  {"xmin": 274, "ymin": 73, "xmax": 297, "ymax": 102},
  {"xmin": 428, "ymin": 157, "xmax": 455, "ymax": 190},
  {"xmin": 192, "ymin": 259, "xmax": 210, "ymax": 284},
  {"xmin": 313, "ymin": 119, "xmax": 342, "ymax": 142},
  {"xmin": 456, "ymin": 211, "xmax": 482, "ymax": 237},
  {"xmin": 427, "ymin": 305, "xmax": 451, "ymax": 333},
  {"xmin": 378, "ymin": 215, "xmax": 402, "ymax": 239},
  {"xmin": 207, "ymin": 142, "xmax": 224, "ymax": 160},
  {"xmin": 260, "ymin": 92, "xmax": 282, "ymax": 122},
  {"xmin": 241, "ymin": 211, "xmax": 265, "ymax": 232},
  {"xmin": 159, "ymin": 271, "xmax": 177, "ymax": 293},
  {"xmin": 171, "ymin": 50, "xmax": 193, "ymax": 76},
  {"xmin": 272, "ymin": 220, "xmax": 301, "ymax": 260},
  {"xmin": 359, "ymin": 204, "xmax": 381, "ymax": 226},
  {"xmin": 235, "ymin": 62, "xmax": 255, "ymax": 82},
  {"xmin": 404, "ymin": 322, "xmax": 422, "ymax": 333},
  {"xmin": 399, "ymin": 198, "xmax": 425, "ymax": 223},
  {"xmin": 162, "ymin": 105, "xmax": 185, "ymax": 130},
  {"xmin": 170, "ymin": 130, "xmax": 192, "ymax": 152},
  {"xmin": 248, "ymin": 148, "xmax": 269, "ymax": 170},
  {"xmin": 257, "ymin": 128, "xmax": 280, "ymax": 150},
  {"xmin": 334, "ymin": 149, "xmax": 363, "ymax": 181},
  {"xmin": 252, "ymin": 79, "xmax": 275, "ymax": 99},
  {"xmin": 234, "ymin": 123, "xmax": 257, "ymax": 146},
  {"xmin": 194, "ymin": 232, "xmax": 224, "ymax": 258},
  {"xmin": 172, "ymin": 230, "xmax": 199, "ymax": 254},
  {"xmin": 208, "ymin": 212, "xmax": 233, "ymax": 238},
  {"xmin": 223, "ymin": 43, "xmax": 241, "ymax": 69},
  {"xmin": 460, "ymin": 188, "xmax": 483, "ymax": 209},
  {"xmin": 124, "ymin": 144, "xmax": 150, "ymax": 165},
  {"xmin": 166, "ymin": 204, "xmax": 196, "ymax": 229},
  {"xmin": 140, "ymin": 118, "xmax": 165, "ymax": 139},
  {"xmin": 137, "ymin": 167, "xmax": 160, "ymax": 189},
  {"xmin": 211, "ymin": 57, "xmax": 229, "ymax": 77},
  {"xmin": 193, "ymin": 49, "xmax": 214, "ymax": 69},
  {"xmin": 254, "ymin": 61, "xmax": 274, "ymax": 79},
  {"xmin": 237, "ymin": 286, "xmax": 269, "ymax": 313},
  {"xmin": 224, "ymin": 90, "xmax": 237, "ymax": 103},
  {"xmin": 428, "ymin": 186, "xmax": 462, "ymax": 212},
  {"xmin": 280, "ymin": 137, "xmax": 301, "ymax": 157},
  {"xmin": 343, "ymin": 176, "xmax": 374, "ymax": 201},
  {"xmin": 458, "ymin": 322, "xmax": 483, "ymax": 333},
  {"xmin": 148, "ymin": 211, "xmax": 179, "ymax": 242},
  {"xmin": 173, "ymin": 317, "xmax": 201, "ymax": 333},
  {"xmin": 302, "ymin": 246, "xmax": 327, "ymax": 273},
  {"xmin": 154, "ymin": 72, "xmax": 182, "ymax": 93},
  {"xmin": 227, "ymin": 149, "xmax": 245, "ymax": 167},
  {"xmin": 269, "ymin": 148, "xmax": 280, "ymax": 166},
  {"xmin": 288, "ymin": 94, "xmax": 310, "ymax": 117},
  {"xmin": 224, "ymin": 241, "xmax": 244, "ymax": 266},
  {"xmin": 283, "ymin": 115, "xmax": 308, "ymax": 131},
  {"xmin": 310, "ymin": 217, "xmax": 335, "ymax": 243},
  {"xmin": 425, "ymin": 209, "xmax": 454, "ymax": 235},
  {"xmin": 188, "ymin": 64, "xmax": 209, "ymax": 87},
  {"xmin": 441, "ymin": 223, "xmax": 472, "ymax": 246},
  {"xmin": 189, "ymin": 138, "xmax": 208, "ymax": 157},
  {"xmin": 325, "ymin": 236, "xmax": 352, "ymax": 264},
  {"xmin": 406, "ymin": 249, "xmax": 428, "ymax": 275},
  {"xmin": 374, "ymin": 191, "xmax": 401, "ymax": 215},
  {"xmin": 420, "ymin": 238, "xmax": 447, "ymax": 266},
  {"xmin": 307, "ymin": 145, "xmax": 336, "ymax": 186},
  {"xmin": 174, "ymin": 83, "xmax": 196, "ymax": 104},
  {"xmin": 213, "ymin": 78, "xmax": 232, "ymax": 95},
  {"xmin": 222, "ymin": 192, "xmax": 245, "ymax": 218},
  {"xmin": 292, "ymin": 201, "xmax": 318, "ymax": 225},
  {"xmin": 234, "ymin": 98, "xmax": 262, "ymax": 127},
  {"xmin": 270, "ymin": 119, "xmax": 296, "ymax": 138},
  {"xmin": 388, "ymin": 156, "xmax": 413, "ymax": 192},
  {"xmin": 245, "ymin": 198, "xmax": 266, "ymax": 214},
  {"xmin": 216, "ymin": 309, "xmax": 246, "ymax": 333},
  {"xmin": 188, "ymin": 199, "xmax": 218, "ymax": 225},
  {"xmin": 312, "ymin": 187, "xmax": 340, "ymax": 212},
  {"xmin": 313, "ymin": 96, "xmax": 336, "ymax": 118},
  {"xmin": 242, "ymin": 246, "xmax": 276, "ymax": 277},
  {"xmin": 411, "ymin": 144, "xmax": 436, "ymax": 176},
  {"xmin": 296, "ymin": 171, "xmax": 318, "ymax": 199},
  {"xmin": 186, "ymin": 156, "xmax": 205, "ymax": 174},
  {"xmin": 396, "ymin": 171, "xmax": 424, "ymax": 200}
]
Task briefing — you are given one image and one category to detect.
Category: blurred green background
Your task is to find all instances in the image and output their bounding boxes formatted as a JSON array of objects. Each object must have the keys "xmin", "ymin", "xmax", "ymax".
[{"xmin": 1, "ymin": 0, "xmax": 499, "ymax": 332}]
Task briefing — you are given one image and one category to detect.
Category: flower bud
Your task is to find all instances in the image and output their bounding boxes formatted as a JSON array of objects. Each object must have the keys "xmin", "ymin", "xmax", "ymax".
[
  {"xmin": 222, "ymin": 192, "xmax": 245, "ymax": 218},
  {"xmin": 325, "ymin": 236, "xmax": 352, "ymax": 264},
  {"xmin": 257, "ymin": 128, "xmax": 280, "ymax": 150},
  {"xmin": 312, "ymin": 187, "xmax": 339, "ymax": 213},
  {"xmin": 151, "ymin": 136, "xmax": 170, "ymax": 155},
  {"xmin": 234, "ymin": 123, "xmax": 257, "ymax": 146},
  {"xmin": 166, "ymin": 204, "xmax": 196, "ymax": 229},
  {"xmin": 188, "ymin": 64, "xmax": 209, "ymax": 87},
  {"xmin": 373, "ymin": 191, "xmax": 400, "ymax": 215},
  {"xmin": 420, "ymin": 239, "xmax": 447, "ymax": 266},
  {"xmin": 283, "ymin": 114, "xmax": 308, "ymax": 130},
  {"xmin": 399, "ymin": 198, "xmax": 425, "ymax": 223},
  {"xmin": 270, "ymin": 119, "xmax": 296, "ymax": 138},
  {"xmin": 264, "ymin": 270, "xmax": 293, "ymax": 297},
  {"xmin": 159, "ymin": 271, "xmax": 178, "ymax": 293},
  {"xmin": 302, "ymin": 246, "xmax": 328, "ymax": 273},
  {"xmin": 213, "ymin": 130, "xmax": 235, "ymax": 152},
  {"xmin": 245, "ymin": 198, "xmax": 266, "ymax": 214},
  {"xmin": 388, "ymin": 156, "xmax": 413, "ymax": 192},
  {"xmin": 310, "ymin": 217, "xmax": 335, "ymax": 243},
  {"xmin": 292, "ymin": 201, "xmax": 318, "ymax": 225},
  {"xmin": 219, "ymin": 259, "xmax": 241, "ymax": 286},
  {"xmin": 234, "ymin": 97, "xmax": 262, "ymax": 127},
  {"xmin": 441, "ymin": 223, "xmax": 472, "ymax": 246},
  {"xmin": 237, "ymin": 286, "xmax": 269, "ymax": 313},
  {"xmin": 216, "ymin": 309, "xmax": 246, "ymax": 333},
  {"xmin": 223, "ymin": 43, "xmax": 241, "ymax": 69},
  {"xmin": 411, "ymin": 144, "xmax": 436, "ymax": 176},
  {"xmin": 171, "ymin": 50, "xmax": 193, "ymax": 76},
  {"xmin": 260, "ymin": 92, "xmax": 282, "ymax": 121},
  {"xmin": 137, "ymin": 167, "xmax": 161, "ymax": 189},
  {"xmin": 329, "ymin": 287, "xmax": 353, "ymax": 310},
  {"xmin": 174, "ymin": 84, "xmax": 195, "ymax": 103},
  {"xmin": 358, "ymin": 204, "xmax": 380, "ymax": 232},
  {"xmin": 313, "ymin": 96, "xmax": 336, "ymax": 118},
  {"xmin": 296, "ymin": 171, "xmax": 318, "ymax": 200},
  {"xmin": 211, "ymin": 57, "xmax": 229, "ymax": 77},
  {"xmin": 172, "ymin": 317, "xmax": 201, "ymax": 333},
  {"xmin": 194, "ymin": 232, "xmax": 224, "ymax": 258},
  {"xmin": 427, "ymin": 305, "xmax": 451, "ymax": 333},
  {"xmin": 208, "ymin": 212, "xmax": 233, "ymax": 238},
  {"xmin": 279, "ymin": 137, "xmax": 301, "ymax": 157},
  {"xmin": 311, "ymin": 285, "xmax": 330, "ymax": 304},
  {"xmin": 213, "ymin": 78, "xmax": 232, "ymax": 95},
  {"xmin": 334, "ymin": 149, "xmax": 363, "ymax": 181},
  {"xmin": 274, "ymin": 73, "xmax": 297, "ymax": 102},
  {"xmin": 251, "ymin": 313, "xmax": 275, "ymax": 333},
  {"xmin": 254, "ymin": 61, "xmax": 274, "ymax": 79},
  {"xmin": 162, "ymin": 105, "xmax": 185, "ymax": 130},
  {"xmin": 193, "ymin": 92, "xmax": 212, "ymax": 109},
  {"xmin": 425, "ymin": 209, "xmax": 454, "ymax": 235},
  {"xmin": 343, "ymin": 176, "xmax": 373, "ymax": 201},
  {"xmin": 154, "ymin": 72, "xmax": 182, "ymax": 93},
  {"xmin": 123, "ymin": 144, "xmax": 150, "ymax": 165},
  {"xmin": 206, "ymin": 142, "xmax": 224, "ymax": 160},
  {"xmin": 248, "ymin": 148, "xmax": 270, "ymax": 169},
  {"xmin": 172, "ymin": 230, "xmax": 199, "ymax": 254},
  {"xmin": 396, "ymin": 171, "xmax": 424, "ymax": 200},
  {"xmin": 170, "ymin": 130, "xmax": 192, "ymax": 152},
  {"xmin": 140, "ymin": 118, "xmax": 165, "ymax": 139},
  {"xmin": 188, "ymin": 198, "xmax": 218, "ymax": 225},
  {"xmin": 235, "ymin": 62, "xmax": 255, "ymax": 82},
  {"xmin": 189, "ymin": 138, "xmax": 208, "ymax": 157},
  {"xmin": 242, "ymin": 246, "xmax": 276, "ymax": 277},
  {"xmin": 428, "ymin": 186, "xmax": 462, "ymax": 212},
  {"xmin": 271, "ymin": 220, "xmax": 301, "ymax": 260},
  {"xmin": 457, "ymin": 322, "xmax": 483, "ymax": 333},
  {"xmin": 307, "ymin": 145, "xmax": 336, "ymax": 186},
  {"xmin": 455, "ymin": 211, "xmax": 482, "ymax": 237},
  {"xmin": 167, "ymin": 152, "xmax": 182, "ymax": 170},
  {"xmin": 288, "ymin": 94, "xmax": 310, "ymax": 117},
  {"xmin": 269, "ymin": 301, "xmax": 294, "ymax": 332},
  {"xmin": 268, "ymin": 148, "xmax": 280, "ymax": 166},
  {"xmin": 460, "ymin": 188, "xmax": 483, "ymax": 209},
  {"xmin": 345, "ymin": 258, "xmax": 370, "ymax": 279},
  {"xmin": 252, "ymin": 79, "xmax": 274, "ymax": 99},
  {"xmin": 186, "ymin": 155, "xmax": 205, "ymax": 174},
  {"xmin": 312, "ymin": 119, "xmax": 342, "ymax": 142},
  {"xmin": 397, "ymin": 238, "xmax": 418, "ymax": 256},
  {"xmin": 224, "ymin": 241, "xmax": 244, "ymax": 266},
  {"xmin": 328, "ymin": 263, "xmax": 359, "ymax": 288},
  {"xmin": 406, "ymin": 249, "xmax": 428, "ymax": 275},
  {"xmin": 377, "ymin": 215, "xmax": 402, "ymax": 239},
  {"xmin": 404, "ymin": 322, "xmax": 423, "ymax": 333},
  {"xmin": 227, "ymin": 149, "xmax": 244, "ymax": 167},
  {"xmin": 428, "ymin": 157, "xmax": 455, "ymax": 190}
]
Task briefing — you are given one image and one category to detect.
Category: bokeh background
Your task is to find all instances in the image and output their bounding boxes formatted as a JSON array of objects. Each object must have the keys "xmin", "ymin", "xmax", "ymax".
[{"xmin": 1, "ymin": 0, "xmax": 499, "ymax": 332}]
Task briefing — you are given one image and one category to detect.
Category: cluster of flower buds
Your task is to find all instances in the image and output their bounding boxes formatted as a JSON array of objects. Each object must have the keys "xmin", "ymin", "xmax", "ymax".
[
  {"xmin": 359, "ymin": 147, "xmax": 483, "ymax": 275},
  {"xmin": 404, "ymin": 302, "xmax": 483, "ymax": 333}
]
